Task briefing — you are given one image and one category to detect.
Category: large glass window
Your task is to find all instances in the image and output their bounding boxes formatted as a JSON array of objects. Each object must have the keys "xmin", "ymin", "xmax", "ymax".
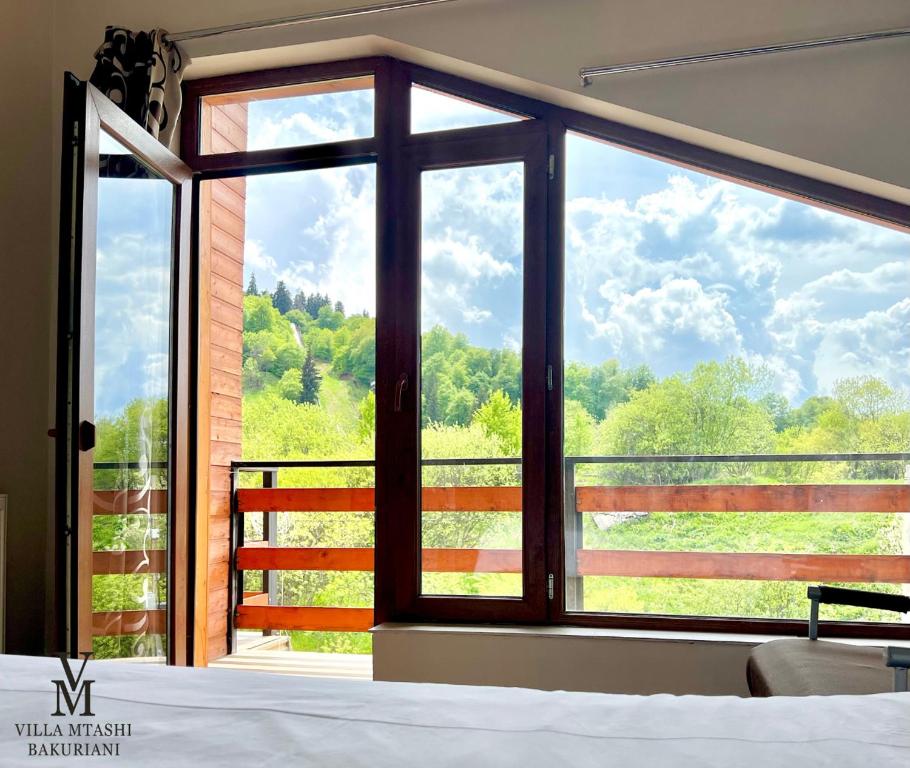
[
  {"xmin": 186, "ymin": 58, "xmax": 910, "ymax": 647},
  {"xmin": 563, "ymin": 131, "xmax": 910, "ymax": 622}
]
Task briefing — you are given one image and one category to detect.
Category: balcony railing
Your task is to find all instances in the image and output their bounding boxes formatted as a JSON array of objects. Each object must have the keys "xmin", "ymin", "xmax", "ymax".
[
  {"xmin": 91, "ymin": 461, "xmax": 168, "ymax": 642},
  {"xmin": 229, "ymin": 453, "xmax": 910, "ymax": 642}
]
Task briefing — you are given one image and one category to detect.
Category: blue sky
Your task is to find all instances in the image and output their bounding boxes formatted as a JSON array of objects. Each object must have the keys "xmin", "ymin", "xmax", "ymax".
[
  {"xmin": 564, "ymin": 133, "xmax": 910, "ymax": 400},
  {"xmin": 95, "ymin": 132, "xmax": 173, "ymax": 417},
  {"xmin": 242, "ymin": 90, "xmax": 908, "ymax": 404},
  {"xmin": 96, "ymin": 89, "xmax": 909, "ymax": 415}
]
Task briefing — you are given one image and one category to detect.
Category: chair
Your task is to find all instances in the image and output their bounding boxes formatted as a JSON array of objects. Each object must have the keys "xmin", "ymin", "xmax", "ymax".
[{"xmin": 747, "ymin": 585, "xmax": 910, "ymax": 696}]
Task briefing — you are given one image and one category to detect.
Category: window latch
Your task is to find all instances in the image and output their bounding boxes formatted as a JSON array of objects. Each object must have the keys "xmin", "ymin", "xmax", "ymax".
[{"xmin": 547, "ymin": 573, "xmax": 554, "ymax": 600}]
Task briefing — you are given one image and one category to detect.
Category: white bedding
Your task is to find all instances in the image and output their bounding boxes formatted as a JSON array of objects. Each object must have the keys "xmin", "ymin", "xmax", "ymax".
[{"xmin": 1, "ymin": 654, "xmax": 908, "ymax": 766}]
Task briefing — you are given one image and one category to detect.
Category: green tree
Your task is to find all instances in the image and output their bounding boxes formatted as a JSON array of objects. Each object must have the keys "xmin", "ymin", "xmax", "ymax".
[
  {"xmin": 445, "ymin": 388, "xmax": 476, "ymax": 425},
  {"xmin": 334, "ymin": 300, "xmax": 345, "ymax": 315},
  {"xmin": 244, "ymin": 294, "xmax": 280, "ymax": 333},
  {"xmin": 834, "ymin": 376, "xmax": 907, "ymax": 420},
  {"xmin": 272, "ymin": 280, "xmax": 293, "ymax": 315},
  {"xmin": 759, "ymin": 393, "xmax": 791, "ymax": 432},
  {"xmin": 242, "ymin": 357, "xmax": 264, "ymax": 392},
  {"xmin": 473, "ymin": 390, "xmax": 521, "ymax": 456},
  {"xmin": 784, "ymin": 395, "xmax": 834, "ymax": 430},
  {"xmin": 564, "ymin": 399, "xmax": 596, "ymax": 456},
  {"xmin": 278, "ymin": 368, "xmax": 303, "ymax": 401},
  {"xmin": 246, "ymin": 273, "xmax": 258, "ymax": 296},
  {"xmin": 357, "ymin": 390, "xmax": 376, "ymax": 443},
  {"xmin": 300, "ymin": 351, "xmax": 321, "ymax": 405},
  {"xmin": 316, "ymin": 304, "xmax": 344, "ymax": 330},
  {"xmin": 598, "ymin": 358, "xmax": 775, "ymax": 483},
  {"xmin": 305, "ymin": 293, "xmax": 331, "ymax": 319}
]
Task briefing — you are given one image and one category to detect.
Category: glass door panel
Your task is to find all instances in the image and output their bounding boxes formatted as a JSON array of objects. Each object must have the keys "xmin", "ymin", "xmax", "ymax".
[{"xmin": 419, "ymin": 162, "xmax": 525, "ymax": 598}]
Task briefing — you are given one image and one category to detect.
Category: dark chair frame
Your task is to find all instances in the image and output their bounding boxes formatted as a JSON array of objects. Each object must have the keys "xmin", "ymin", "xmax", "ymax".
[{"xmin": 807, "ymin": 585, "xmax": 910, "ymax": 692}]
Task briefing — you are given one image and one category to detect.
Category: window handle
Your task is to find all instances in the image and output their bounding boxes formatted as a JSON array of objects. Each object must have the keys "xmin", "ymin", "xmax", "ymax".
[
  {"xmin": 394, "ymin": 374, "xmax": 409, "ymax": 412},
  {"xmin": 78, "ymin": 420, "xmax": 96, "ymax": 452}
]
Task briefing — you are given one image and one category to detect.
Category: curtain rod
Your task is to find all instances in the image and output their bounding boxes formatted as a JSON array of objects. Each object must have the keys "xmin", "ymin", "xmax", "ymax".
[
  {"xmin": 580, "ymin": 26, "xmax": 910, "ymax": 84},
  {"xmin": 166, "ymin": 0, "xmax": 460, "ymax": 43}
]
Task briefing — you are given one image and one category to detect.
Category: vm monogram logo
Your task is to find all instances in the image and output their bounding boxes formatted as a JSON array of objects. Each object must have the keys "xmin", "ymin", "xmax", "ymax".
[{"xmin": 51, "ymin": 653, "xmax": 95, "ymax": 717}]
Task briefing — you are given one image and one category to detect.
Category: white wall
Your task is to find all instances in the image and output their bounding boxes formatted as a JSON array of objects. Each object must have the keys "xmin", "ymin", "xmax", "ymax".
[
  {"xmin": 50, "ymin": 0, "xmax": 910, "ymax": 198},
  {"xmin": 1, "ymin": 0, "xmax": 909, "ymax": 659},
  {"xmin": 0, "ymin": 0, "xmax": 54, "ymax": 655}
]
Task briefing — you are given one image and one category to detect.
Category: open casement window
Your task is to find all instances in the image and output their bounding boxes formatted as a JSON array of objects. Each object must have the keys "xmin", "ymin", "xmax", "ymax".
[{"xmin": 56, "ymin": 76, "xmax": 192, "ymax": 663}]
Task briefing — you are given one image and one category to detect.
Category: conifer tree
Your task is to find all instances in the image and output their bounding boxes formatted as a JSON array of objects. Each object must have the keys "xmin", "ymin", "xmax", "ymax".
[
  {"xmin": 299, "ymin": 350, "xmax": 321, "ymax": 405},
  {"xmin": 246, "ymin": 273, "xmax": 258, "ymax": 295},
  {"xmin": 272, "ymin": 280, "xmax": 292, "ymax": 315}
]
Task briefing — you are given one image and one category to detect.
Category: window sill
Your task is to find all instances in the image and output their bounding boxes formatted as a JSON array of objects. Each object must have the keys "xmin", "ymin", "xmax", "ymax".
[{"xmin": 371, "ymin": 622, "xmax": 904, "ymax": 648}]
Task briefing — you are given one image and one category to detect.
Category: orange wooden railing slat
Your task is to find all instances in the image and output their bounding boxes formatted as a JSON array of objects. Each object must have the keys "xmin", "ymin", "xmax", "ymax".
[
  {"xmin": 92, "ymin": 549, "xmax": 167, "ymax": 575},
  {"xmin": 575, "ymin": 484, "xmax": 909, "ymax": 513},
  {"xmin": 236, "ymin": 486, "xmax": 522, "ymax": 512},
  {"xmin": 236, "ymin": 546, "xmax": 523, "ymax": 573},
  {"xmin": 92, "ymin": 609, "xmax": 166, "ymax": 637},
  {"xmin": 576, "ymin": 550, "xmax": 910, "ymax": 583},
  {"xmin": 92, "ymin": 489, "xmax": 168, "ymax": 516},
  {"xmin": 235, "ymin": 605, "xmax": 374, "ymax": 632}
]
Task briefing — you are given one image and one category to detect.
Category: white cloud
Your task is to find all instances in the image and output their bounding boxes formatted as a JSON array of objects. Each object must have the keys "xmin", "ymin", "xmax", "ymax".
[
  {"xmin": 94, "ymin": 229, "xmax": 172, "ymax": 416},
  {"xmin": 244, "ymin": 239, "xmax": 277, "ymax": 275},
  {"xmin": 246, "ymin": 165, "xmax": 377, "ymax": 316},
  {"xmin": 423, "ymin": 232, "xmax": 516, "ymax": 280},
  {"xmin": 581, "ymin": 276, "xmax": 741, "ymax": 359},
  {"xmin": 246, "ymin": 91, "xmax": 374, "ymax": 151},
  {"xmin": 813, "ymin": 300, "xmax": 910, "ymax": 395},
  {"xmin": 565, "ymin": 161, "xmax": 910, "ymax": 398},
  {"xmin": 462, "ymin": 306, "xmax": 492, "ymax": 324}
]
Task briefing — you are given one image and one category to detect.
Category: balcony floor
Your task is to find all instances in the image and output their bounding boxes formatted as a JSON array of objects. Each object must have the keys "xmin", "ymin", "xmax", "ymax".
[{"xmin": 210, "ymin": 633, "xmax": 372, "ymax": 680}]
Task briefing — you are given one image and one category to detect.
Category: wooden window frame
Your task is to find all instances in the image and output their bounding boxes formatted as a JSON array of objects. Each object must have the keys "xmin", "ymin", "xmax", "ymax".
[{"xmin": 181, "ymin": 56, "xmax": 910, "ymax": 641}]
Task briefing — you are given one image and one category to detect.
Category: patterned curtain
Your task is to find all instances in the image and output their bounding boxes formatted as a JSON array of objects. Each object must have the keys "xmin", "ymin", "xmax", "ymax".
[{"xmin": 89, "ymin": 27, "xmax": 188, "ymax": 147}]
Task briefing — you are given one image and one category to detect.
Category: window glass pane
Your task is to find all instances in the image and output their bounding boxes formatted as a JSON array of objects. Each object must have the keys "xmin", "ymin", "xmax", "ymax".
[
  {"xmin": 420, "ymin": 162, "xmax": 524, "ymax": 597},
  {"xmin": 563, "ymin": 131, "xmax": 910, "ymax": 622},
  {"xmin": 92, "ymin": 130, "xmax": 173, "ymax": 660},
  {"xmin": 200, "ymin": 76, "xmax": 374, "ymax": 154},
  {"xmin": 411, "ymin": 85, "xmax": 522, "ymax": 134}
]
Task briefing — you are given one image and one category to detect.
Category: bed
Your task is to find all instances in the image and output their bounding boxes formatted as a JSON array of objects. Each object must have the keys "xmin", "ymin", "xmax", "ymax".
[{"xmin": 1, "ymin": 654, "xmax": 908, "ymax": 766}]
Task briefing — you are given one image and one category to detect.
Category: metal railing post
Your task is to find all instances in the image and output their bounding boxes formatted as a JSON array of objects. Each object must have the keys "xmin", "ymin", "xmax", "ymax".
[
  {"xmin": 228, "ymin": 466, "xmax": 243, "ymax": 655},
  {"xmin": 261, "ymin": 469, "xmax": 279, "ymax": 637},
  {"xmin": 564, "ymin": 458, "xmax": 584, "ymax": 611}
]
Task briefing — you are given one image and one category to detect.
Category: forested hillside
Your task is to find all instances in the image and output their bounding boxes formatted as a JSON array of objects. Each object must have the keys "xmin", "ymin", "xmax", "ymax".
[
  {"xmin": 88, "ymin": 278, "xmax": 910, "ymax": 657},
  {"xmin": 241, "ymin": 277, "xmax": 910, "ymax": 475}
]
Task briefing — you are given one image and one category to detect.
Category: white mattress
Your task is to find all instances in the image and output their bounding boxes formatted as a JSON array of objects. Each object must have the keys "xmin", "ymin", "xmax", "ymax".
[{"xmin": 1, "ymin": 654, "xmax": 908, "ymax": 766}]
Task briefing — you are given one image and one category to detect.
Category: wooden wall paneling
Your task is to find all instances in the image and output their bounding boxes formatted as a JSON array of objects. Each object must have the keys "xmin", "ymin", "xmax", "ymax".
[{"xmin": 194, "ymin": 97, "xmax": 248, "ymax": 664}]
